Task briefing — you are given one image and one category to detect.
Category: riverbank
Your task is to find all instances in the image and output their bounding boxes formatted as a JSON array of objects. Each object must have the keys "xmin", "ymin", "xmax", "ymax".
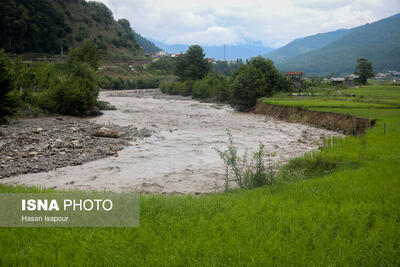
[
  {"xmin": 0, "ymin": 117, "xmax": 153, "ymax": 179},
  {"xmin": 254, "ymin": 102, "xmax": 376, "ymax": 134},
  {"xmin": 0, "ymin": 89, "xmax": 341, "ymax": 193}
]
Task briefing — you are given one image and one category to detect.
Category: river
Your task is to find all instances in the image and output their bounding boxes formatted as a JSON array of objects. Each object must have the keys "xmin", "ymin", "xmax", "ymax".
[{"xmin": 1, "ymin": 89, "xmax": 341, "ymax": 193}]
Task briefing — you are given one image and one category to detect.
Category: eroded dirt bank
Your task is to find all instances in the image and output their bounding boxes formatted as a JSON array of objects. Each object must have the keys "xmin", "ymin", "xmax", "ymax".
[
  {"xmin": 255, "ymin": 102, "xmax": 376, "ymax": 135},
  {"xmin": 0, "ymin": 90, "xmax": 342, "ymax": 193}
]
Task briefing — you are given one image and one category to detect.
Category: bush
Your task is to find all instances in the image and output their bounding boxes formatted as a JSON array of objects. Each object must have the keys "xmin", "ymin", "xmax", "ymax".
[
  {"xmin": 99, "ymin": 76, "xmax": 160, "ymax": 90},
  {"xmin": 51, "ymin": 62, "xmax": 99, "ymax": 116},
  {"xmin": 192, "ymin": 73, "xmax": 230, "ymax": 101},
  {"xmin": 97, "ymin": 100, "xmax": 116, "ymax": 111},
  {"xmin": 214, "ymin": 130, "xmax": 274, "ymax": 191}
]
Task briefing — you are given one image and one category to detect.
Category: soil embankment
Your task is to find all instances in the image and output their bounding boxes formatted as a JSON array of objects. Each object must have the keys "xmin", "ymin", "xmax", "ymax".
[{"xmin": 254, "ymin": 103, "xmax": 376, "ymax": 135}]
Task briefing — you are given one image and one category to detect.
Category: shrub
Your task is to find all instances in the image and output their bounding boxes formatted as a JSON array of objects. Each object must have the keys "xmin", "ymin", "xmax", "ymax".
[
  {"xmin": 214, "ymin": 130, "xmax": 274, "ymax": 191},
  {"xmin": 97, "ymin": 100, "xmax": 116, "ymax": 110},
  {"xmin": 51, "ymin": 62, "xmax": 99, "ymax": 116}
]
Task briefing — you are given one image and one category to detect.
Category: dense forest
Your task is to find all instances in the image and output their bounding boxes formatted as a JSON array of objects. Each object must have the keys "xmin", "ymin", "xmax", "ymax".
[
  {"xmin": 0, "ymin": 0, "xmax": 68, "ymax": 53},
  {"xmin": 0, "ymin": 0, "xmax": 142, "ymax": 57}
]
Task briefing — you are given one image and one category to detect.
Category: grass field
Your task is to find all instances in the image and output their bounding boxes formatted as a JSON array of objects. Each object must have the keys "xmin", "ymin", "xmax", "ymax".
[{"xmin": 0, "ymin": 85, "xmax": 399, "ymax": 266}]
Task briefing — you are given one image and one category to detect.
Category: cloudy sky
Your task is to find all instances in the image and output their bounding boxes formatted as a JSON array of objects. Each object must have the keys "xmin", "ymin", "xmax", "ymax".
[{"xmin": 98, "ymin": 0, "xmax": 400, "ymax": 48}]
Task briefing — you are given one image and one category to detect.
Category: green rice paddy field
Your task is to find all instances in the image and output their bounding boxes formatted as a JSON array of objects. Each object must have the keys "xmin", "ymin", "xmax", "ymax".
[{"xmin": 0, "ymin": 85, "xmax": 399, "ymax": 266}]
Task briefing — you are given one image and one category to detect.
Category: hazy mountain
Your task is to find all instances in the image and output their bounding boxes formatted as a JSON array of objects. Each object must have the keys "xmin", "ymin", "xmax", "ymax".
[
  {"xmin": 276, "ymin": 13, "xmax": 400, "ymax": 75},
  {"xmin": 265, "ymin": 29, "xmax": 350, "ymax": 63},
  {"xmin": 155, "ymin": 41, "xmax": 274, "ymax": 60}
]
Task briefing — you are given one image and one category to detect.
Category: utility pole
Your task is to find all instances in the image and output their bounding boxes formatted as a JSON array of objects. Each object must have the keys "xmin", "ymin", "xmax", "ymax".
[{"xmin": 61, "ymin": 39, "xmax": 63, "ymax": 57}]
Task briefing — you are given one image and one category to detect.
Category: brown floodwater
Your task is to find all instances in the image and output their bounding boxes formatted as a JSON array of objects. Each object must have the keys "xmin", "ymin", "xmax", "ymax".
[{"xmin": 1, "ymin": 89, "xmax": 342, "ymax": 193}]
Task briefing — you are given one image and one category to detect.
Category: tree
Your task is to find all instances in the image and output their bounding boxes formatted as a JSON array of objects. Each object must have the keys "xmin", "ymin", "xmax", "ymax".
[
  {"xmin": 67, "ymin": 40, "xmax": 101, "ymax": 71},
  {"xmin": 355, "ymin": 58, "xmax": 374, "ymax": 85},
  {"xmin": 0, "ymin": 50, "xmax": 18, "ymax": 123},
  {"xmin": 175, "ymin": 45, "xmax": 210, "ymax": 81},
  {"xmin": 46, "ymin": 42, "xmax": 100, "ymax": 116},
  {"xmin": 230, "ymin": 56, "xmax": 288, "ymax": 109}
]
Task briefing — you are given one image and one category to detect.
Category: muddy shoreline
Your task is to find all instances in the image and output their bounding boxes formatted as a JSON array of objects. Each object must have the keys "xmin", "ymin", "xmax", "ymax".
[{"xmin": 0, "ymin": 89, "xmax": 342, "ymax": 193}]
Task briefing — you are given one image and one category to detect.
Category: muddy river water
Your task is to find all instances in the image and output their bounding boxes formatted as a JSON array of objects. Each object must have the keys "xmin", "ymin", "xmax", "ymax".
[{"xmin": 1, "ymin": 90, "xmax": 342, "ymax": 193}]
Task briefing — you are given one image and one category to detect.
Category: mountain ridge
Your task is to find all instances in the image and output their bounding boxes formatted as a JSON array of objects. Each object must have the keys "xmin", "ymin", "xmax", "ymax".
[
  {"xmin": 265, "ymin": 29, "xmax": 350, "ymax": 63},
  {"xmin": 273, "ymin": 13, "xmax": 400, "ymax": 75}
]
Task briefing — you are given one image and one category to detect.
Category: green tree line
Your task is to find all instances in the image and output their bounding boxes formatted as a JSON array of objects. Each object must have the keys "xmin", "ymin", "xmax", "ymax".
[
  {"xmin": 161, "ymin": 45, "xmax": 293, "ymax": 109},
  {"xmin": 0, "ymin": 40, "xmax": 103, "ymax": 122}
]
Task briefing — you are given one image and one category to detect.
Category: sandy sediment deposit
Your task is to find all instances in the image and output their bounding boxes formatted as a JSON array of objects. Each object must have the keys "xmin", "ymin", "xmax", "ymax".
[{"xmin": 0, "ymin": 89, "xmax": 342, "ymax": 193}]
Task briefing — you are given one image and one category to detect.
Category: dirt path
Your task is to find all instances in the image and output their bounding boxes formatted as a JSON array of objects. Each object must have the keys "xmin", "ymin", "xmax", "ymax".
[{"xmin": 0, "ymin": 89, "xmax": 342, "ymax": 193}]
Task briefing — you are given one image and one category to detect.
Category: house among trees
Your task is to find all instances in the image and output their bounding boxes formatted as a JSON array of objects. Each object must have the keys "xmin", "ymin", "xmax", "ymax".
[
  {"xmin": 331, "ymin": 74, "xmax": 359, "ymax": 86},
  {"xmin": 285, "ymin": 71, "xmax": 303, "ymax": 89},
  {"xmin": 331, "ymin": 77, "xmax": 345, "ymax": 86}
]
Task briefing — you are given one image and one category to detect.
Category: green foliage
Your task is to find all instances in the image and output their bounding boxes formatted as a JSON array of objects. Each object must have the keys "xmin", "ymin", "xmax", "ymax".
[
  {"xmin": 52, "ymin": 62, "xmax": 99, "ymax": 116},
  {"xmin": 117, "ymin": 19, "xmax": 140, "ymax": 51},
  {"xmin": 0, "ymin": 0, "xmax": 141, "ymax": 58},
  {"xmin": 98, "ymin": 76, "xmax": 160, "ymax": 90},
  {"xmin": 175, "ymin": 45, "xmax": 210, "ymax": 81},
  {"xmin": 211, "ymin": 60, "xmax": 244, "ymax": 76},
  {"xmin": 231, "ymin": 56, "xmax": 287, "ymax": 108},
  {"xmin": 162, "ymin": 56, "xmax": 290, "ymax": 106},
  {"xmin": 67, "ymin": 40, "xmax": 101, "ymax": 71},
  {"xmin": 192, "ymin": 73, "xmax": 231, "ymax": 101},
  {"xmin": 88, "ymin": 1, "xmax": 113, "ymax": 25},
  {"xmin": 96, "ymin": 100, "xmax": 116, "ymax": 111},
  {"xmin": 0, "ymin": 50, "xmax": 18, "ymax": 122},
  {"xmin": 0, "ymin": 0, "xmax": 67, "ymax": 53},
  {"xmin": 355, "ymin": 58, "xmax": 375, "ymax": 85},
  {"xmin": 214, "ymin": 130, "xmax": 274, "ymax": 191},
  {"xmin": 160, "ymin": 73, "xmax": 230, "ymax": 101},
  {"xmin": 148, "ymin": 57, "xmax": 176, "ymax": 75}
]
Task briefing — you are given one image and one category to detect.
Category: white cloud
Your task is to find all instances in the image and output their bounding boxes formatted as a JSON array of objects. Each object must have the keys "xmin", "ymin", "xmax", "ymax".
[{"xmin": 97, "ymin": 0, "xmax": 400, "ymax": 47}]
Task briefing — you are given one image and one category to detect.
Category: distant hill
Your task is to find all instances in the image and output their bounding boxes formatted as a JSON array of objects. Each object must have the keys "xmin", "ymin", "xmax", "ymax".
[
  {"xmin": 0, "ymin": 0, "xmax": 142, "ymax": 58},
  {"xmin": 134, "ymin": 32, "xmax": 162, "ymax": 53},
  {"xmin": 275, "ymin": 14, "xmax": 400, "ymax": 75},
  {"xmin": 265, "ymin": 29, "xmax": 350, "ymax": 63},
  {"xmin": 155, "ymin": 41, "xmax": 273, "ymax": 60}
]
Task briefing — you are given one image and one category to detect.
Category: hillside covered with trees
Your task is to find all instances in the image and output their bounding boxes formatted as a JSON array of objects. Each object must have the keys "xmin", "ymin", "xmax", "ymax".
[
  {"xmin": 0, "ymin": 0, "xmax": 142, "ymax": 58},
  {"xmin": 265, "ymin": 29, "xmax": 349, "ymax": 64},
  {"xmin": 275, "ymin": 13, "xmax": 400, "ymax": 75},
  {"xmin": 134, "ymin": 32, "xmax": 162, "ymax": 53}
]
